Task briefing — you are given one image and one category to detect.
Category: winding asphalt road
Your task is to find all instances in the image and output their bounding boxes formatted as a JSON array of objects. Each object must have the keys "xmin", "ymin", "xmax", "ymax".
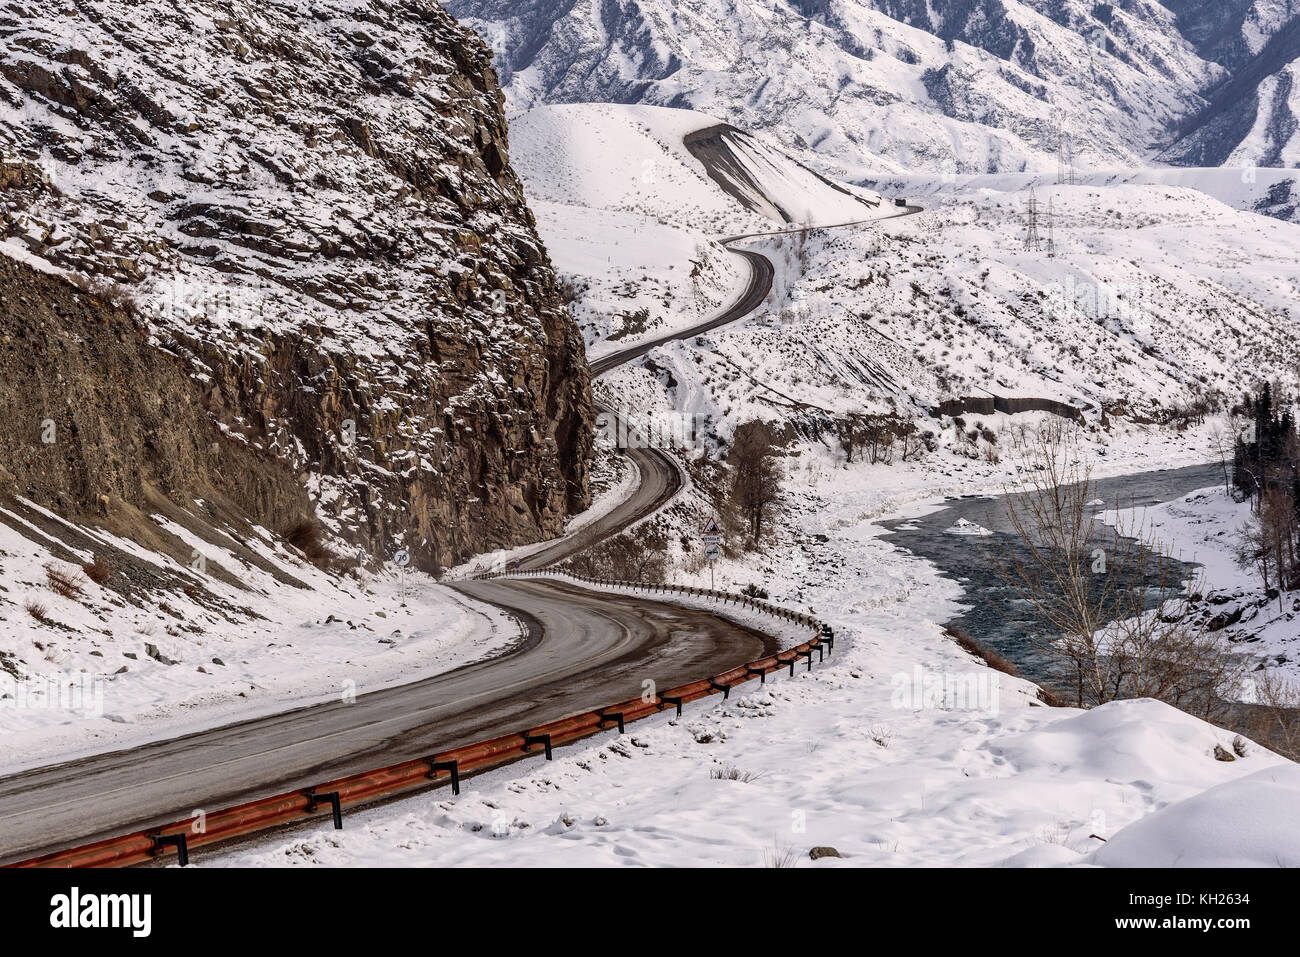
[
  {"xmin": 0, "ymin": 580, "xmax": 775, "ymax": 863},
  {"xmin": 0, "ymin": 218, "xmax": 780, "ymax": 865},
  {"xmin": 512, "ymin": 205, "xmax": 921, "ymax": 569},
  {"xmin": 0, "ymin": 170, "xmax": 921, "ymax": 864}
]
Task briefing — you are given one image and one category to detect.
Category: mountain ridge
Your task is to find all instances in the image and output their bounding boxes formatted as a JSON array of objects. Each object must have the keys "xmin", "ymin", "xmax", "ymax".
[{"xmin": 447, "ymin": 0, "xmax": 1300, "ymax": 181}]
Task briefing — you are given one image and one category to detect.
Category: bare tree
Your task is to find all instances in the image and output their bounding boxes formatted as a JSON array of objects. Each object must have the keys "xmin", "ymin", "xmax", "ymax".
[
  {"xmin": 862, "ymin": 418, "xmax": 895, "ymax": 464},
  {"xmin": 1209, "ymin": 416, "xmax": 1238, "ymax": 494},
  {"xmin": 728, "ymin": 420, "xmax": 783, "ymax": 549},
  {"xmin": 1238, "ymin": 671, "xmax": 1300, "ymax": 761},
  {"xmin": 1235, "ymin": 511, "xmax": 1275, "ymax": 598},
  {"xmin": 987, "ymin": 433, "xmax": 1245, "ymax": 719},
  {"xmin": 837, "ymin": 413, "xmax": 861, "ymax": 464},
  {"xmin": 900, "ymin": 427, "xmax": 931, "ymax": 463}
]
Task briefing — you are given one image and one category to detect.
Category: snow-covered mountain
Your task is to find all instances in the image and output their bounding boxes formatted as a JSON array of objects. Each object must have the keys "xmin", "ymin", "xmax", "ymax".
[
  {"xmin": 0, "ymin": 0, "xmax": 594, "ymax": 572},
  {"xmin": 447, "ymin": 0, "xmax": 1300, "ymax": 181},
  {"xmin": 510, "ymin": 103, "xmax": 887, "ymax": 348},
  {"xmin": 1163, "ymin": 5, "xmax": 1300, "ymax": 166},
  {"xmin": 511, "ymin": 101, "xmax": 1300, "ymax": 457}
]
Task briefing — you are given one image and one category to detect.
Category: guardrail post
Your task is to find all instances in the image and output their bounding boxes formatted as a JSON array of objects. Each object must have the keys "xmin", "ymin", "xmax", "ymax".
[
  {"xmin": 658, "ymin": 694, "xmax": 683, "ymax": 717},
  {"xmin": 523, "ymin": 732, "xmax": 553, "ymax": 760},
  {"xmin": 151, "ymin": 833, "xmax": 188, "ymax": 867},
  {"xmin": 426, "ymin": 757, "xmax": 461, "ymax": 795},
  {"xmin": 745, "ymin": 665, "xmax": 768, "ymax": 684},
  {"xmin": 597, "ymin": 711, "xmax": 626, "ymax": 734},
  {"xmin": 305, "ymin": 789, "xmax": 344, "ymax": 829},
  {"xmin": 708, "ymin": 678, "xmax": 732, "ymax": 700}
]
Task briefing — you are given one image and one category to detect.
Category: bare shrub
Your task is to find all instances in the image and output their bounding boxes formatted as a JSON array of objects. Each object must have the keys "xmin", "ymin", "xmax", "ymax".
[
  {"xmin": 284, "ymin": 519, "xmax": 345, "ymax": 574},
  {"xmin": 763, "ymin": 842, "xmax": 800, "ymax": 868},
  {"xmin": 24, "ymin": 599, "xmax": 50, "ymax": 623},
  {"xmin": 65, "ymin": 272, "xmax": 140, "ymax": 312},
  {"xmin": 566, "ymin": 522, "xmax": 669, "ymax": 581},
  {"xmin": 1236, "ymin": 671, "xmax": 1300, "ymax": 761},
  {"xmin": 901, "ymin": 428, "xmax": 934, "ymax": 462},
  {"xmin": 44, "ymin": 563, "xmax": 86, "ymax": 600},
  {"xmin": 711, "ymin": 765, "xmax": 765, "ymax": 783},
  {"xmin": 555, "ymin": 274, "xmax": 585, "ymax": 306},
  {"xmin": 944, "ymin": 624, "xmax": 1018, "ymax": 677}
]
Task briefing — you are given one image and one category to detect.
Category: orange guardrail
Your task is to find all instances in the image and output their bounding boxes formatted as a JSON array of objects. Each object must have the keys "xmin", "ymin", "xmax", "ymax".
[{"xmin": 10, "ymin": 569, "xmax": 830, "ymax": 868}]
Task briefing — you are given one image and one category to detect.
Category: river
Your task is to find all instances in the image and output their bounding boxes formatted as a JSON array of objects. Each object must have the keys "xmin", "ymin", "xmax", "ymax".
[{"xmin": 877, "ymin": 462, "xmax": 1225, "ymax": 686}]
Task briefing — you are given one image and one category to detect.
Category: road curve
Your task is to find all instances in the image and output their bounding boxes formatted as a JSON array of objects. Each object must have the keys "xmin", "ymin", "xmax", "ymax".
[
  {"xmin": 509, "ymin": 202, "xmax": 922, "ymax": 569},
  {"xmin": 0, "ymin": 209, "xmax": 781, "ymax": 866},
  {"xmin": 513, "ymin": 248, "xmax": 776, "ymax": 570},
  {"xmin": 0, "ymin": 579, "xmax": 774, "ymax": 863},
  {"xmin": 0, "ymin": 164, "xmax": 920, "ymax": 863}
]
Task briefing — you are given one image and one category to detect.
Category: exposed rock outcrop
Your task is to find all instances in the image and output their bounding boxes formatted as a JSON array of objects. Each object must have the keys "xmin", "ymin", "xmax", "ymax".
[{"xmin": 0, "ymin": 0, "xmax": 593, "ymax": 571}]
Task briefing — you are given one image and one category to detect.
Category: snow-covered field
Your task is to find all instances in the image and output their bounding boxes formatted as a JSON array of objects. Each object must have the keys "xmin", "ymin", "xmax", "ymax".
[
  {"xmin": 0, "ymin": 500, "xmax": 516, "ymax": 774},
  {"xmin": 211, "ymin": 447, "xmax": 1295, "ymax": 868}
]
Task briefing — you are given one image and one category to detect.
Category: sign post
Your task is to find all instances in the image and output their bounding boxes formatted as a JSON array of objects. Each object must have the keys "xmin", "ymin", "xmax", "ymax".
[{"xmin": 702, "ymin": 517, "xmax": 722, "ymax": 590}]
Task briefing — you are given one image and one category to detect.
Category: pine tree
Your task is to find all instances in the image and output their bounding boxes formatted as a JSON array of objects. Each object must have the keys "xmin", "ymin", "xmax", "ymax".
[
  {"xmin": 1233, "ymin": 436, "xmax": 1255, "ymax": 498},
  {"xmin": 1255, "ymin": 381, "xmax": 1274, "ymax": 472}
]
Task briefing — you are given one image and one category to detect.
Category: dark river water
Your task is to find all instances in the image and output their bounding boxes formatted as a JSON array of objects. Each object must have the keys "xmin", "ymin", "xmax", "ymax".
[{"xmin": 877, "ymin": 462, "xmax": 1225, "ymax": 687}]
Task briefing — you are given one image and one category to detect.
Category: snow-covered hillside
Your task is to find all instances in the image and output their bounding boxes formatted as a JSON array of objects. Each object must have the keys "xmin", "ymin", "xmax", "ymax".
[
  {"xmin": 510, "ymin": 103, "xmax": 884, "ymax": 353},
  {"xmin": 691, "ymin": 183, "xmax": 1300, "ymax": 424},
  {"xmin": 1162, "ymin": 3, "xmax": 1300, "ymax": 168},
  {"xmin": 448, "ymin": 0, "xmax": 1221, "ymax": 180},
  {"xmin": 449, "ymin": 1, "xmax": 1300, "ymax": 212},
  {"xmin": 514, "ymin": 104, "xmax": 1300, "ymax": 436}
]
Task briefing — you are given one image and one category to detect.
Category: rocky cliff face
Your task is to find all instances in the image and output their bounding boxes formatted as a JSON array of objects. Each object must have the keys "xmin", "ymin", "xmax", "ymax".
[{"xmin": 0, "ymin": 0, "xmax": 593, "ymax": 571}]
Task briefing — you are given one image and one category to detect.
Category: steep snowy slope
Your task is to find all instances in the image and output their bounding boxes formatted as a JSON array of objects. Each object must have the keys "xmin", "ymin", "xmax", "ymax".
[
  {"xmin": 447, "ymin": 0, "xmax": 1219, "ymax": 180},
  {"xmin": 1165, "ymin": 0, "xmax": 1296, "ymax": 71},
  {"xmin": 0, "ymin": 0, "xmax": 594, "ymax": 572},
  {"xmin": 1163, "ymin": 14, "xmax": 1300, "ymax": 167}
]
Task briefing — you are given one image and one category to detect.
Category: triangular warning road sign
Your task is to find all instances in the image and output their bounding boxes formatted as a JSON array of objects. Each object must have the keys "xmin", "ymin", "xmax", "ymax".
[{"xmin": 702, "ymin": 516, "xmax": 721, "ymax": 536}]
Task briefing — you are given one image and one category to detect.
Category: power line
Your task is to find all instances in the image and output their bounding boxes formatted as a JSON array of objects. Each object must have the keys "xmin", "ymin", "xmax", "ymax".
[
  {"xmin": 1047, "ymin": 196, "xmax": 1056, "ymax": 258},
  {"xmin": 1024, "ymin": 187, "xmax": 1042, "ymax": 252}
]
